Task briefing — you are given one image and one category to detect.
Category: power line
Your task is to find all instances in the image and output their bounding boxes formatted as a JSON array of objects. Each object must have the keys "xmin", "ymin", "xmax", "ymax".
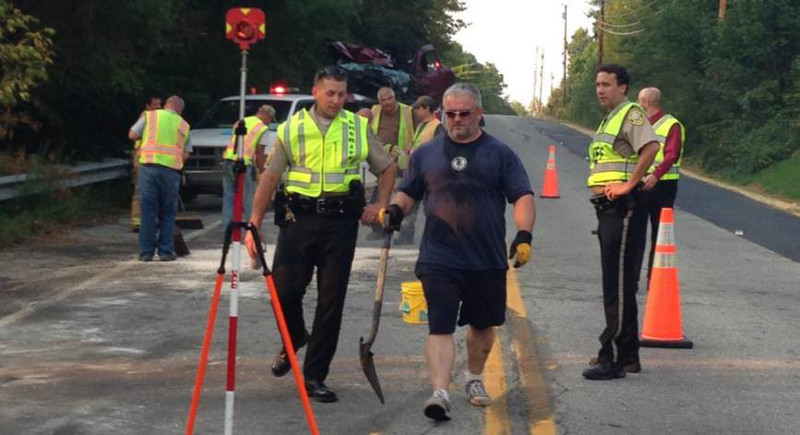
[
  {"xmin": 597, "ymin": 26, "xmax": 645, "ymax": 36},
  {"xmin": 599, "ymin": 20, "xmax": 642, "ymax": 28}
]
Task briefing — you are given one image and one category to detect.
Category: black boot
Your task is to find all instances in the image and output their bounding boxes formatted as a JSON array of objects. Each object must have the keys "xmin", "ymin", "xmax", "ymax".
[
  {"xmin": 271, "ymin": 331, "xmax": 309, "ymax": 377},
  {"xmin": 305, "ymin": 379, "xmax": 338, "ymax": 403},
  {"xmin": 582, "ymin": 362, "xmax": 625, "ymax": 380}
]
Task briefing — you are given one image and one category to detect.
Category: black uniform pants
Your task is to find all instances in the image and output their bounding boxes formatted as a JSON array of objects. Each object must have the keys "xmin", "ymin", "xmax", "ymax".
[
  {"xmin": 272, "ymin": 213, "xmax": 359, "ymax": 382},
  {"xmin": 595, "ymin": 188, "xmax": 648, "ymax": 366},
  {"xmin": 646, "ymin": 180, "xmax": 678, "ymax": 278}
]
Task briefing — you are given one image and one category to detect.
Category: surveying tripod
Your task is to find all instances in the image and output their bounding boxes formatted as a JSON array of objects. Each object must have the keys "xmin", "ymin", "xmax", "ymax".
[{"xmin": 183, "ymin": 47, "xmax": 319, "ymax": 435}]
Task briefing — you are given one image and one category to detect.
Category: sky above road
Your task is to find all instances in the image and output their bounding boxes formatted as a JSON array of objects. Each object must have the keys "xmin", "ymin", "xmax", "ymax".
[{"xmin": 453, "ymin": 0, "xmax": 594, "ymax": 106}]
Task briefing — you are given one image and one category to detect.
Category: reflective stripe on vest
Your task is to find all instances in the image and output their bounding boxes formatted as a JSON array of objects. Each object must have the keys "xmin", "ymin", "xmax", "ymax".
[
  {"xmin": 277, "ymin": 109, "xmax": 368, "ymax": 197},
  {"xmin": 647, "ymin": 114, "xmax": 686, "ymax": 180},
  {"xmin": 586, "ymin": 101, "xmax": 640, "ymax": 187},
  {"xmin": 223, "ymin": 116, "xmax": 268, "ymax": 165},
  {"xmin": 138, "ymin": 110, "xmax": 190, "ymax": 170}
]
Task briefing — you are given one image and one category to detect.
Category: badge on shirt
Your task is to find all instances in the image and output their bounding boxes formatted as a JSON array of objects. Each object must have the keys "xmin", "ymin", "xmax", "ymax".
[
  {"xmin": 628, "ymin": 109, "xmax": 645, "ymax": 126},
  {"xmin": 451, "ymin": 156, "xmax": 468, "ymax": 171}
]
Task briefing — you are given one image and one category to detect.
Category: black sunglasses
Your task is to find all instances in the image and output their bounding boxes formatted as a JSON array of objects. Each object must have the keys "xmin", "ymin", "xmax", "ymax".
[{"xmin": 444, "ymin": 110, "xmax": 474, "ymax": 119}]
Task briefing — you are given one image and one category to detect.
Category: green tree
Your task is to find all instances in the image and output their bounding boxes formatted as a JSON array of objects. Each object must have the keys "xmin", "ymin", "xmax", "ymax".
[
  {"xmin": 0, "ymin": 0, "xmax": 54, "ymax": 142},
  {"xmin": 509, "ymin": 100, "xmax": 527, "ymax": 117}
]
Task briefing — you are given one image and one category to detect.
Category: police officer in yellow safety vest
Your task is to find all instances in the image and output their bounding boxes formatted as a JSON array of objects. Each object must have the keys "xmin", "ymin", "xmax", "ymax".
[
  {"xmin": 244, "ymin": 66, "xmax": 397, "ymax": 403},
  {"xmin": 221, "ymin": 104, "xmax": 275, "ymax": 229},
  {"xmin": 637, "ymin": 87, "xmax": 686, "ymax": 279},
  {"xmin": 130, "ymin": 95, "xmax": 162, "ymax": 232},
  {"xmin": 583, "ymin": 65, "xmax": 659, "ymax": 381},
  {"xmin": 128, "ymin": 95, "xmax": 192, "ymax": 262}
]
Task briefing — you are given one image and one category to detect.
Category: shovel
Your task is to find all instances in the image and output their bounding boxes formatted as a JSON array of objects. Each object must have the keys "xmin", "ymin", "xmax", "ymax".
[{"xmin": 359, "ymin": 227, "xmax": 393, "ymax": 404}]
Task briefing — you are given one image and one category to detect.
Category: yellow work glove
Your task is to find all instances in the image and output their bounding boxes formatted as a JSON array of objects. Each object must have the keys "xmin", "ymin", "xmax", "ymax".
[
  {"xmin": 508, "ymin": 230, "xmax": 532, "ymax": 268},
  {"xmin": 377, "ymin": 204, "xmax": 404, "ymax": 231}
]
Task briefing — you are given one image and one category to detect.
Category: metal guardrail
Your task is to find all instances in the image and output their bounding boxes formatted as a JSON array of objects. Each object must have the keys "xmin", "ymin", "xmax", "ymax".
[{"xmin": 0, "ymin": 158, "xmax": 129, "ymax": 201}]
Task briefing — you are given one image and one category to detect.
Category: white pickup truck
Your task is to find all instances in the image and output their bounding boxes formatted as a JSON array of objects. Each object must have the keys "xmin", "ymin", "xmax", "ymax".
[{"xmin": 182, "ymin": 92, "xmax": 376, "ymax": 201}]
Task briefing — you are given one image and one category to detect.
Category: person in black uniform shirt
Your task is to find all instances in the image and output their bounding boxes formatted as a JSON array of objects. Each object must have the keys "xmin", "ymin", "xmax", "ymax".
[
  {"xmin": 244, "ymin": 66, "xmax": 397, "ymax": 402},
  {"xmin": 381, "ymin": 82, "xmax": 536, "ymax": 420}
]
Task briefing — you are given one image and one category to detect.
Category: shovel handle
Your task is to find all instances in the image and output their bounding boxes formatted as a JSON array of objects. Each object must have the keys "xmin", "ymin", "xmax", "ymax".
[{"xmin": 365, "ymin": 230, "xmax": 392, "ymax": 344}]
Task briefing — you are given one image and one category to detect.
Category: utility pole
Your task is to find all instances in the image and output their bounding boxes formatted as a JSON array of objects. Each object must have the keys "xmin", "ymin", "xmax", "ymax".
[
  {"xmin": 597, "ymin": 0, "xmax": 605, "ymax": 65},
  {"xmin": 718, "ymin": 0, "xmax": 727, "ymax": 20},
  {"xmin": 562, "ymin": 4, "xmax": 568, "ymax": 101},
  {"xmin": 533, "ymin": 46, "xmax": 539, "ymax": 113},
  {"xmin": 539, "ymin": 48, "xmax": 544, "ymax": 112}
]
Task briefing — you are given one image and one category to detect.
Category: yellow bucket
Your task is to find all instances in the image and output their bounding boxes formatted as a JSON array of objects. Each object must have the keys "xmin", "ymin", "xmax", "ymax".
[{"xmin": 399, "ymin": 281, "xmax": 428, "ymax": 324}]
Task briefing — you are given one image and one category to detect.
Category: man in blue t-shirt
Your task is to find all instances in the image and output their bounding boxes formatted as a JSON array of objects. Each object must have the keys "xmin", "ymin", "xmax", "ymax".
[{"xmin": 377, "ymin": 83, "xmax": 536, "ymax": 421}]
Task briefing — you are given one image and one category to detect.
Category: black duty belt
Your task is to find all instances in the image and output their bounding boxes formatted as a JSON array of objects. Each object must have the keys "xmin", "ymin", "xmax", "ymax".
[{"xmin": 287, "ymin": 194, "xmax": 361, "ymax": 216}]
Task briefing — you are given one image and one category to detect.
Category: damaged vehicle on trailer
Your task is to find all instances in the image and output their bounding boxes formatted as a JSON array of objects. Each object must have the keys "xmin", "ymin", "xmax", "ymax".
[{"xmin": 327, "ymin": 40, "xmax": 455, "ymax": 105}]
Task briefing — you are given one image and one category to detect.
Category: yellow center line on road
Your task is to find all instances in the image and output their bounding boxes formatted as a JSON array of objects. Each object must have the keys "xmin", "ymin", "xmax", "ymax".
[
  {"xmin": 483, "ymin": 327, "xmax": 510, "ymax": 434},
  {"xmin": 506, "ymin": 267, "xmax": 557, "ymax": 435}
]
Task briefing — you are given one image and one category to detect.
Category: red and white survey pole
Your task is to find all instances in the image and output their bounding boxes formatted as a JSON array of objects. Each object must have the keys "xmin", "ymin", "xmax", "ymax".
[{"xmin": 184, "ymin": 8, "xmax": 319, "ymax": 435}]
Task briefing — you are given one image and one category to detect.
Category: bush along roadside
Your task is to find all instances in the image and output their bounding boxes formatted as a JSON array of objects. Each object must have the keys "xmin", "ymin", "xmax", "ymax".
[{"xmin": 0, "ymin": 173, "xmax": 129, "ymax": 246}]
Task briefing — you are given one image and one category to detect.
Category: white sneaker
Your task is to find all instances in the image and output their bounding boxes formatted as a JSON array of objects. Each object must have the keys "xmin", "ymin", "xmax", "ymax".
[
  {"xmin": 465, "ymin": 380, "xmax": 492, "ymax": 407},
  {"xmin": 423, "ymin": 391, "xmax": 451, "ymax": 421}
]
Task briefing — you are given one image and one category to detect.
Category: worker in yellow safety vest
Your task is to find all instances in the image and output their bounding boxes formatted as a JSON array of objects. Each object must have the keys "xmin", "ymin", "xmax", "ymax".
[
  {"xmin": 130, "ymin": 95, "xmax": 162, "ymax": 232},
  {"xmin": 244, "ymin": 66, "xmax": 396, "ymax": 402},
  {"xmin": 128, "ymin": 95, "xmax": 192, "ymax": 262},
  {"xmin": 366, "ymin": 87, "xmax": 413, "ymax": 240},
  {"xmin": 637, "ymin": 87, "xmax": 686, "ymax": 279},
  {"xmin": 221, "ymin": 104, "xmax": 275, "ymax": 229},
  {"xmin": 583, "ymin": 64, "xmax": 658, "ymax": 381},
  {"xmin": 371, "ymin": 87, "xmax": 414, "ymax": 171}
]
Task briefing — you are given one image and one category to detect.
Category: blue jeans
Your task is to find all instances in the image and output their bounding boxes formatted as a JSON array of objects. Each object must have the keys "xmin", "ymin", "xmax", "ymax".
[
  {"xmin": 138, "ymin": 164, "xmax": 180, "ymax": 257},
  {"xmin": 221, "ymin": 160, "xmax": 256, "ymax": 231}
]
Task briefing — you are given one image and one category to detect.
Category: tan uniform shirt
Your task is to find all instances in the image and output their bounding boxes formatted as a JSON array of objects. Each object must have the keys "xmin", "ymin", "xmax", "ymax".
[
  {"xmin": 610, "ymin": 104, "xmax": 658, "ymax": 158},
  {"xmin": 265, "ymin": 106, "xmax": 393, "ymax": 178},
  {"xmin": 375, "ymin": 108, "xmax": 400, "ymax": 145}
]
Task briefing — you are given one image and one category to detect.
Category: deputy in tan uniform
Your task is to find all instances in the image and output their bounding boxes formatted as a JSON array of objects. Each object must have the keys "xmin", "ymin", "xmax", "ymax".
[
  {"xmin": 583, "ymin": 64, "xmax": 658, "ymax": 381},
  {"xmin": 244, "ymin": 66, "xmax": 396, "ymax": 402}
]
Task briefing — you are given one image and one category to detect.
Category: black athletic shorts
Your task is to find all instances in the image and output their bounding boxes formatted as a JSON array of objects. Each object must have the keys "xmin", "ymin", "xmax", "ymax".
[{"xmin": 415, "ymin": 263, "xmax": 507, "ymax": 335}]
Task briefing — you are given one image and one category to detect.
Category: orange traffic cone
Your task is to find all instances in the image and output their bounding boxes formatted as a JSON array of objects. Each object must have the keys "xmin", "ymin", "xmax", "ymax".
[
  {"xmin": 640, "ymin": 208, "xmax": 693, "ymax": 348},
  {"xmin": 540, "ymin": 145, "xmax": 559, "ymax": 198}
]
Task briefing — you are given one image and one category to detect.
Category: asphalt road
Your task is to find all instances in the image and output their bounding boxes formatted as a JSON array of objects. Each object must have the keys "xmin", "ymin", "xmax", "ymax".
[{"xmin": 1, "ymin": 115, "xmax": 799, "ymax": 434}]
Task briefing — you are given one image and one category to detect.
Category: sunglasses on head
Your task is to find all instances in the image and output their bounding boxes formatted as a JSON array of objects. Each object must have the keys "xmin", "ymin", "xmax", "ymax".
[{"xmin": 444, "ymin": 110, "xmax": 474, "ymax": 119}]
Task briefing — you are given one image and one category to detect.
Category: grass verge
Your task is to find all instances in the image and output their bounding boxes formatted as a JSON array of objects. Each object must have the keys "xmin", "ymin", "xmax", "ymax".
[{"xmin": 0, "ymin": 178, "xmax": 129, "ymax": 246}]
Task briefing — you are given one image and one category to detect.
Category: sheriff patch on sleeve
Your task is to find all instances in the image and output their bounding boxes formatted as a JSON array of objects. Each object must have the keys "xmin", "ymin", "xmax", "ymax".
[{"xmin": 628, "ymin": 109, "xmax": 645, "ymax": 126}]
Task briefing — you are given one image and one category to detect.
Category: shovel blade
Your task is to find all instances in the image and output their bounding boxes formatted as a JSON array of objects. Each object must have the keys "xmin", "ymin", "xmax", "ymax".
[{"xmin": 359, "ymin": 337, "xmax": 385, "ymax": 404}]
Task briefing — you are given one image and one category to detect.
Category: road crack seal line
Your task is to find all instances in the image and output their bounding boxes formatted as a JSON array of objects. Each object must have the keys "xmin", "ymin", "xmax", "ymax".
[{"xmin": 505, "ymin": 267, "xmax": 557, "ymax": 435}]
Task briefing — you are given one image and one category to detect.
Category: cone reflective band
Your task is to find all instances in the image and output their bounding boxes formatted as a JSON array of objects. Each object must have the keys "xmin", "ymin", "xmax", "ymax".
[
  {"xmin": 640, "ymin": 208, "xmax": 693, "ymax": 349},
  {"xmin": 225, "ymin": 8, "xmax": 266, "ymax": 50}
]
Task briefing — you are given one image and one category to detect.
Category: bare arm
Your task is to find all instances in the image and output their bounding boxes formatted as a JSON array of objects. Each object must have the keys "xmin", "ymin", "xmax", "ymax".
[
  {"xmin": 255, "ymin": 144, "xmax": 266, "ymax": 172},
  {"xmin": 373, "ymin": 162, "xmax": 397, "ymax": 207},
  {"xmin": 128, "ymin": 131, "xmax": 141, "ymax": 141},
  {"xmin": 390, "ymin": 191, "xmax": 416, "ymax": 215},
  {"xmin": 512, "ymin": 193, "xmax": 536, "ymax": 232},
  {"xmin": 249, "ymin": 170, "xmax": 282, "ymax": 229},
  {"xmin": 360, "ymin": 162, "xmax": 398, "ymax": 225}
]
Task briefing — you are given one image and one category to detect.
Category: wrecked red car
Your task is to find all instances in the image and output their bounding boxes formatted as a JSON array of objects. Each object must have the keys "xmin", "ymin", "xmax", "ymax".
[{"xmin": 327, "ymin": 40, "xmax": 455, "ymax": 105}]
